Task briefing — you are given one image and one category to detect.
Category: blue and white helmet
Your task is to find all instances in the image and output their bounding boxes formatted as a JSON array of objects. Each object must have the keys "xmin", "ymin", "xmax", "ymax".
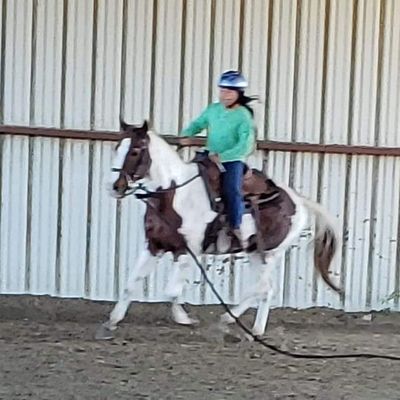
[{"xmin": 218, "ymin": 70, "xmax": 248, "ymax": 89}]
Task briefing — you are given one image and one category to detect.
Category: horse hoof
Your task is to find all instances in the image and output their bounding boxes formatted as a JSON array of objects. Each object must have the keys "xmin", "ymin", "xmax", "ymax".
[
  {"xmin": 244, "ymin": 333, "xmax": 255, "ymax": 342},
  {"xmin": 175, "ymin": 316, "xmax": 199, "ymax": 326},
  {"xmin": 220, "ymin": 312, "xmax": 235, "ymax": 325},
  {"xmin": 223, "ymin": 332, "xmax": 242, "ymax": 343},
  {"xmin": 95, "ymin": 323, "xmax": 115, "ymax": 340}
]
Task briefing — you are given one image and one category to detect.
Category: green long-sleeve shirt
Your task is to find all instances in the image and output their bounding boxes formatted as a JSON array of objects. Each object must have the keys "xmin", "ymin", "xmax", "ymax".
[{"xmin": 180, "ymin": 102, "xmax": 255, "ymax": 162}]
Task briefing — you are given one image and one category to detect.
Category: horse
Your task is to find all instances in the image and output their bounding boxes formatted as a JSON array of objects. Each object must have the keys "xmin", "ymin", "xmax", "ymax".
[{"xmin": 96, "ymin": 120, "xmax": 341, "ymax": 340}]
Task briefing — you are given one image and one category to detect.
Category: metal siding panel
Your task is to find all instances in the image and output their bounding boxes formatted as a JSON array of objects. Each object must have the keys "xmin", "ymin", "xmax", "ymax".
[
  {"xmin": 266, "ymin": 151, "xmax": 292, "ymax": 186},
  {"xmin": 0, "ymin": 136, "xmax": 29, "ymax": 293},
  {"xmin": 3, "ymin": 0, "xmax": 32, "ymax": 125},
  {"xmin": 87, "ymin": 141, "xmax": 117, "ymax": 300},
  {"xmin": 63, "ymin": 0, "xmax": 94, "ymax": 129},
  {"xmin": 267, "ymin": 0, "xmax": 297, "ymax": 140},
  {"xmin": 58, "ymin": 140, "xmax": 89, "ymax": 296},
  {"xmin": 323, "ymin": 0, "xmax": 353, "ymax": 144},
  {"xmin": 28, "ymin": 138, "xmax": 59, "ymax": 294},
  {"xmin": 265, "ymin": 151, "xmax": 292, "ymax": 307},
  {"xmin": 343, "ymin": 156, "xmax": 374, "ymax": 311},
  {"xmin": 369, "ymin": 157, "xmax": 400, "ymax": 309},
  {"xmin": 33, "ymin": 0, "xmax": 63, "ymax": 127},
  {"xmin": 181, "ymin": 0, "xmax": 211, "ymax": 128},
  {"xmin": 294, "ymin": 0, "xmax": 325, "ymax": 143},
  {"xmin": 350, "ymin": 0, "xmax": 380, "ymax": 146},
  {"xmin": 314, "ymin": 154, "xmax": 347, "ymax": 309},
  {"xmin": 153, "ymin": 0, "xmax": 183, "ymax": 134},
  {"xmin": 379, "ymin": 0, "xmax": 400, "ymax": 147},
  {"xmin": 123, "ymin": 0, "xmax": 153, "ymax": 124},
  {"xmin": 241, "ymin": 0, "xmax": 269, "ymax": 139},
  {"xmin": 93, "ymin": 0, "xmax": 123, "ymax": 130},
  {"xmin": 210, "ymin": 0, "xmax": 241, "ymax": 101},
  {"xmin": 285, "ymin": 153, "xmax": 320, "ymax": 308},
  {"xmin": 1, "ymin": 1, "xmax": 400, "ymax": 313},
  {"xmin": 247, "ymin": 150, "xmax": 264, "ymax": 171},
  {"xmin": 0, "ymin": 1, "xmax": 3, "ymax": 108}
]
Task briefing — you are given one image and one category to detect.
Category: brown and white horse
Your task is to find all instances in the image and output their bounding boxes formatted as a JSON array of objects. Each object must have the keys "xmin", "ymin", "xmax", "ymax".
[{"xmin": 97, "ymin": 120, "xmax": 341, "ymax": 339}]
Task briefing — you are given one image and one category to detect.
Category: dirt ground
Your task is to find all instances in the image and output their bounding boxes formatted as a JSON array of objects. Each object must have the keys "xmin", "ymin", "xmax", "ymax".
[{"xmin": 1, "ymin": 295, "xmax": 400, "ymax": 400}]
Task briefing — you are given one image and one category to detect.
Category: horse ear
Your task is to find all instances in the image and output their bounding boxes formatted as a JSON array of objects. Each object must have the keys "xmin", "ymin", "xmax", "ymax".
[{"xmin": 141, "ymin": 120, "xmax": 148, "ymax": 131}]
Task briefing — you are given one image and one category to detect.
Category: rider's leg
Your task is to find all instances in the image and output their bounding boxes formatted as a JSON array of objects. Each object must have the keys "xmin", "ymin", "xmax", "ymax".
[{"xmin": 222, "ymin": 161, "xmax": 245, "ymax": 251}]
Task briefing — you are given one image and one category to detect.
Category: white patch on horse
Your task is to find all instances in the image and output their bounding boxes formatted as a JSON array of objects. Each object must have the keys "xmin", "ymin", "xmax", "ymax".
[
  {"xmin": 110, "ymin": 137, "xmax": 131, "ymax": 184},
  {"xmin": 146, "ymin": 132, "xmax": 217, "ymax": 254}
]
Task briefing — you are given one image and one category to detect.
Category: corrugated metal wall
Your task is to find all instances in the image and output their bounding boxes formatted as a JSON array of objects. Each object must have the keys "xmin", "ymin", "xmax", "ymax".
[{"xmin": 1, "ymin": 0, "xmax": 399, "ymax": 311}]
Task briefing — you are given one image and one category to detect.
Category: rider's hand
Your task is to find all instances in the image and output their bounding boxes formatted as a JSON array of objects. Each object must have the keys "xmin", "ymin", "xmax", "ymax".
[
  {"xmin": 209, "ymin": 153, "xmax": 220, "ymax": 164},
  {"xmin": 178, "ymin": 137, "xmax": 192, "ymax": 146}
]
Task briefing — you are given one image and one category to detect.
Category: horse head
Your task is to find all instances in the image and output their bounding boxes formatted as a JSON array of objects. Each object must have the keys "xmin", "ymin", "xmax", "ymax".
[{"xmin": 110, "ymin": 119, "xmax": 152, "ymax": 198}]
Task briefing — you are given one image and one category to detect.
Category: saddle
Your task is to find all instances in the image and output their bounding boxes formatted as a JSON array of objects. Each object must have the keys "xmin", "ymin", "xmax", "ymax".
[
  {"xmin": 192, "ymin": 151, "xmax": 280, "ymax": 214},
  {"xmin": 191, "ymin": 151, "xmax": 281, "ymax": 254}
]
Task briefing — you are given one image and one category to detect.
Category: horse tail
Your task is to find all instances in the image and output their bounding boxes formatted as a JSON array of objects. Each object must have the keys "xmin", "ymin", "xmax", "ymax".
[{"xmin": 302, "ymin": 197, "xmax": 343, "ymax": 294}]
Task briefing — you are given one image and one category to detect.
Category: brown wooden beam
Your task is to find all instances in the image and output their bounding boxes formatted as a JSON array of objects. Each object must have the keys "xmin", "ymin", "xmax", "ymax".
[{"xmin": 1, "ymin": 125, "xmax": 400, "ymax": 156}]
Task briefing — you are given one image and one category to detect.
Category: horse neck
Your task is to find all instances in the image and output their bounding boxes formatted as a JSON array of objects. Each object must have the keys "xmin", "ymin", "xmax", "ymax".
[{"xmin": 147, "ymin": 132, "xmax": 196, "ymax": 188}]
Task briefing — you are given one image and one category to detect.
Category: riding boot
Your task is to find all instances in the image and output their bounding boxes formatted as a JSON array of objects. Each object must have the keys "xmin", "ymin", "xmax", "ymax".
[{"xmin": 228, "ymin": 228, "xmax": 244, "ymax": 253}]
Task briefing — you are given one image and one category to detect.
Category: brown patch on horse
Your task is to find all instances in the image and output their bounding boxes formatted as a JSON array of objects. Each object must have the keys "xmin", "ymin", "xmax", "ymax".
[
  {"xmin": 247, "ymin": 185, "xmax": 296, "ymax": 251},
  {"xmin": 314, "ymin": 226, "xmax": 342, "ymax": 293},
  {"xmin": 144, "ymin": 183, "xmax": 187, "ymax": 261}
]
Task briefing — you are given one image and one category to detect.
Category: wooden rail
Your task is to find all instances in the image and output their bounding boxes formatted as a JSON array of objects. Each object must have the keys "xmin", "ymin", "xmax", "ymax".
[{"xmin": 1, "ymin": 125, "xmax": 400, "ymax": 156}]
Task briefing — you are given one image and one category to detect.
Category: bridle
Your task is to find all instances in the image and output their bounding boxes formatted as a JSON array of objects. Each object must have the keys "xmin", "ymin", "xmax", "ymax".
[{"xmin": 112, "ymin": 143, "xmax": 200, "ymax": 199}]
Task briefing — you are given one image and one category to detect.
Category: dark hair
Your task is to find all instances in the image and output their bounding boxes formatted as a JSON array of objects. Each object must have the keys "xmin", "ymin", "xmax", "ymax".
[{"xmin": 237, "ymin": 91, "xmax": 257, "ymax": 117}]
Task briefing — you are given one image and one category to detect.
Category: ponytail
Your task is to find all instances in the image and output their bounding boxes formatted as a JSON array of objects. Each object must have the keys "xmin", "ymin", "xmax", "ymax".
[{"xmin": 237, "ymin": 91, "xmax": 258, "ymax": 118}]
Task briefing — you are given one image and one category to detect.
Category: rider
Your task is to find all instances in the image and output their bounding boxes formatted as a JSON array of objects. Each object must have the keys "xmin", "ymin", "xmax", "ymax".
[{"xmin": 180, "ymin": 70, "xmax": 256, "ymax": 251}]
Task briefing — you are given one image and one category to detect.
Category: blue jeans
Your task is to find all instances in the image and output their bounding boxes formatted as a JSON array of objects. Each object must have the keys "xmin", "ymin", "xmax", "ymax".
[{"xmin": 221, "ymin": 161, "xmax": 245, "ymax": 229}]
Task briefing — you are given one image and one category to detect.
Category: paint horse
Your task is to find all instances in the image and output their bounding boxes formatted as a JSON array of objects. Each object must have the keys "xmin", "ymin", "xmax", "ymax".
[{"xmin": 97, "ymin": 120, "xmax": 341, "ymax": 339}]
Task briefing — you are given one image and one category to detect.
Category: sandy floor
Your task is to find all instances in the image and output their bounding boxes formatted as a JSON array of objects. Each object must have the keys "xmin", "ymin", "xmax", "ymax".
[{"xmin": 1, "ymin": 295, "xmax": 400, "ymax": 400}]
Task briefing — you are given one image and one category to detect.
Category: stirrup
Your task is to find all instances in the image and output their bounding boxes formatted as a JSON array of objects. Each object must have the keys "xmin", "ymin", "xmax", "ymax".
[{"xmin": 228, "ymin": 229, "xmax": 244, "ymax": 253}]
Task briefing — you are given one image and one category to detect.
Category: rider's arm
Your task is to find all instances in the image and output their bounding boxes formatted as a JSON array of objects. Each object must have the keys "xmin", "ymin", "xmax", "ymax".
[{"xmin": 180, "ymin": 106, "xmax": 210, "ymax": 137}]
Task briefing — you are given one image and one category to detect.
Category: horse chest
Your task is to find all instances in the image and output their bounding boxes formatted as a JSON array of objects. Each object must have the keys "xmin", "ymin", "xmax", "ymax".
[{"xmin": 144, "ymin": 194, "xmax": 187, "ymax": 259}]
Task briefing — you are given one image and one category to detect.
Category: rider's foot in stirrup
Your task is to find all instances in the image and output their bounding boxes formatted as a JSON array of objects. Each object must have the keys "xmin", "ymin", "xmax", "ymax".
[{"xmin": 229, "ymin": 228, "xmax": 244, "ymax": 253}]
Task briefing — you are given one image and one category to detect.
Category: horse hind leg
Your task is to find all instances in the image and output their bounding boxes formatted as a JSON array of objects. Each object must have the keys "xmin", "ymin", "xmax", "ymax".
[
  {"xmin": 95, "ymin": 249, "xmax": 158, "ymax": 340},
  {"xmin": 219, "ymin": 252, "xmax": 278, "ymax": 338},
  {"xmin": 165, "ymin": 255, "xmax": 199, "ymax": 325}
]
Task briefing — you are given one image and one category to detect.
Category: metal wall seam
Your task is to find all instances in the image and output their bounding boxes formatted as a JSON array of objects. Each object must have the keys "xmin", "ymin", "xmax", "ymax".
[
  {"xmin": 29, "ymin": 137, "xmax": 60, "ymax": 295},
  {"xmin": 58, "ymin": 139, "xmax": 90, "ymax": 296},
  {"xmin": 63, "ymin": 0, "xmax": 94, "ymax": 129},
  {"xmin": 33, "ymin": 0, "xmax": 63, "ymax": 127},
  {"xmin": 241, "ymin": 0, "xmax": 270, "ymax": 140},
  {"xmin": 3, "ymin": 0, "xmax": 33, "ymax": 125},
  {"xmin": 93, "ymin": 0, "xmax": 123, "ymax": 131},
  {"xmin": 123, "ymin": 0, "xmax": 154, "ymax": 124},
  {"xmin": 181, "ymin": 0, "xmax": 212, "ymax": 131},
  {"xmin": 152, "ymin": 0, "xmax": 183, "ymax": 134},
  {"xmin": 0, "ymin": 136, "xmax": 29, "ymax": 293},
  {"xmin": 379, "ymin": 0, "xmax": 400, "ymax": 147},
  {"xmin": 210, "ymin": 0, "xmax": 241, "ymax": 103}
]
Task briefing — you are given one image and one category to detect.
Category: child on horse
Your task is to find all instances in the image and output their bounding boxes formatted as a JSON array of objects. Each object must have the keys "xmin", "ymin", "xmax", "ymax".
[{"xmin": 180, "ymin": 70, "xmax": 256, "ymax": 251}]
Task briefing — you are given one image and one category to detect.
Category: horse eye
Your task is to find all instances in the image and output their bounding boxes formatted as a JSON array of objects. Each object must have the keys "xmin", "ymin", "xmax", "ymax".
[{"xmin": 131, "ymin": 150, "xmax": 139, "ymax": 156}]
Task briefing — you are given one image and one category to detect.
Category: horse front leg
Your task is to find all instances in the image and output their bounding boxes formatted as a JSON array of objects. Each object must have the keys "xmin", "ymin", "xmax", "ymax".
[
  {"xmin": 251, "ymin": 264, "xmax": 275, "ymax": 336},
  {"xmin": 164, "ymin": 255, "xmax": 199, "ymax": 325},
  {"xmin": 96, "ymin": 249, "xmax": 158, "ymax": 340}
]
